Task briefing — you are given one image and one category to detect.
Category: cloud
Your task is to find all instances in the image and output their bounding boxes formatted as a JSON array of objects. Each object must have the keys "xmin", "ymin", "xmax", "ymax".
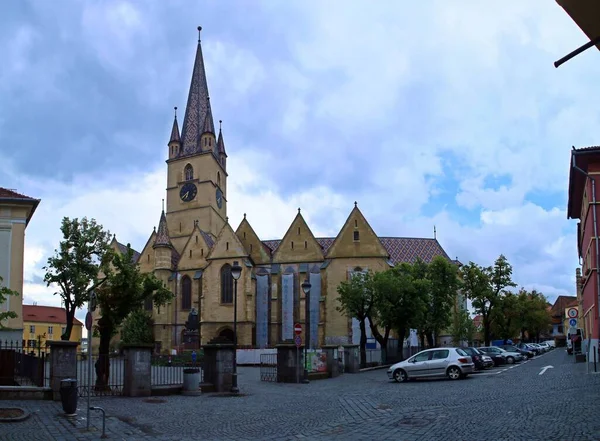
[{"xmin": 2, "ymin": 0, "xmax": 592, "ymax": 320}]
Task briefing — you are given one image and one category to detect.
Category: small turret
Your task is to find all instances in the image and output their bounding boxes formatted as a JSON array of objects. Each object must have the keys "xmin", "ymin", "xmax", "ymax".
[
  {"xmin": 153, "ymin": 207, "xmax": 173, "ymax": 271},
  {"xmin": 168, "ymin": 107, "xmax": 181, "ymax": 159},
  {"xmin": 217, "ymin": 119, "xmax": 227, "ymax": 169},
  {"xmin": 200, "ymin": 97, "xmax": 216, "ymax": 152}
]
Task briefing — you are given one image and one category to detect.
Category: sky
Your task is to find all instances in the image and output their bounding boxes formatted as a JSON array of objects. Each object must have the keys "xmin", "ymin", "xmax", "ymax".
[{"xmin": 1, "ymin": 0, "xmax": 597, "ymax": 332}]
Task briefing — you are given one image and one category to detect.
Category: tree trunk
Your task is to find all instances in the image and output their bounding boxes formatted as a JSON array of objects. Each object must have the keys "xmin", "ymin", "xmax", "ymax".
[
  {"xmin": 426, "ymin": 332, "xmax": 434, "ymax": 348},
  {"xmin": 359, "ymin": 319, "xmax": 368, "ymax": 368},
  {"xmin": 419, "ymin": 332, "xmax": 425, "ymax": 348},
  {"xmin": 62, "ymin": 306, "xmax": 76, "ymax": 341},
  {"xmin": 368, "ymin": 319, "xmax": 390, "ymax": 364},
  {"xmin": 95, "ymin": 317, "xmax": 113, "ymax": 391}
]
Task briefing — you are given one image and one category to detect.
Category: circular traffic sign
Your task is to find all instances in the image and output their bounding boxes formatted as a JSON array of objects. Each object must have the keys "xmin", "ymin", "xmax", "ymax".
[
  {"xmin": 294, "ymin": 323, "xmax": 302, "ymax": 335},
  {"xmin": 294, "ymin": 335, "xmax": 302, "ymax": 347},
  {"xmin": 569, "ymin": 318, "xmax": 577, "ymax": 327},
  {"xmin": 568, "ymin": 308, "xmax": 578, "ymax": 318}
]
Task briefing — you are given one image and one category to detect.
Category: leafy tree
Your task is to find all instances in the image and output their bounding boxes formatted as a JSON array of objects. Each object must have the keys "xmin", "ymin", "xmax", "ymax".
[
  {"xmin": 0, "ymin": 276, "xmax": 18, "ymax": 328},
  {"xmin": 121, "ymin": 309, "xmax": 155, "ymax": 345},
  {"xmin": 461, "ymin": 255, "xmax": 516, "ymax": 346},
  {"xmin": 515, "ymin": 289, "xmax": 551, "ymax": 341},
  {"xmin": 383, "ymin": 263, "xmax": 428, "ymax": 357},
  {"xmin": 94, "ymin": 245, "xmax": 173, "ymax": 389},
  {"xmin": 451, "ymin": 307, "xmax": 476, "ymax": 346},
  {"xmin": 337, "ymin": 271, "xmax": 373, "ymax": 368},
  {"xmin": 490, "ymin": 292, "xmax": 520, "ymax": 343},
  {"xmin": 422, "ymin": 256, "xmax": 461, "ymax": 347},
  {"xmin": 43, "ymin": 217, "xmax": 112, "ymax": 340}
]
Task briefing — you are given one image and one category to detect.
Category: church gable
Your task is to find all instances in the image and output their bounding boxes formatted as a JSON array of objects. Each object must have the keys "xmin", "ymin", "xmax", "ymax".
[
  {"xmin": 207, "ymin": 220, "xmax": 248, "ymax": 260},
  {"xmin": 235, "ymin": 215, "xmax": 271, "ymax": 265},
  {"xmin": 136, "ymin": 230, "xmax": 157, "ymax": 273},
  {"xmin": 177, "ymin": 224, "xmax": 211, "ymax": 270},
  {"xmin": 326, "ymin": 203, "xmax": 388, "ymax": 259},
  {"xmin": 273, "ymin": 209, "xmax": 324, "ymax": 264}
]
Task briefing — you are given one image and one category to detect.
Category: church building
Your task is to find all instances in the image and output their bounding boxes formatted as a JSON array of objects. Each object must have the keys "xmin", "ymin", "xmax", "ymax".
[{"xmin": 112, "ymin": 27, "xmax": 453, "ymax": 354}]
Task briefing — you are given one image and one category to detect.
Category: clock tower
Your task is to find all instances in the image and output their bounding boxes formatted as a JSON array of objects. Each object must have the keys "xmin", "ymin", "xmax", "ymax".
[{"xmin": 164, "ymin": 27, "xmax": 228, "ymax": 252}]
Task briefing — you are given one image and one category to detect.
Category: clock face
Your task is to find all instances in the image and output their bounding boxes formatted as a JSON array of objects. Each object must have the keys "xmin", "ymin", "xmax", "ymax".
[
  {"xmin": 216, "ymin": 188, "xmax": 223, "ymax": 209},
  {"xmin": 180, "ymin": 183, "xmax": 197, "ymax": 202}
]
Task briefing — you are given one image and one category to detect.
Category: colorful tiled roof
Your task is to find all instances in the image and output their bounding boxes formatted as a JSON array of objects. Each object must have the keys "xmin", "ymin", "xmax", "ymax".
[
  {"xmin": 179, "ymin": 27, "xmax": 213, "ymax": 157},
  {"xmin": 200, "ymin": 230, "xmax": 215, "ymax": 248},
  {"xmin": 261, "ymin": 237, "xmax": 449, "ymax": 264},
  {"xmin": 22, "ymin": 305, "xmax": 83, "ymax": 326},
  {"xmin": 153, "ymin": 210, "xmax": 172, "ymax": 248}
]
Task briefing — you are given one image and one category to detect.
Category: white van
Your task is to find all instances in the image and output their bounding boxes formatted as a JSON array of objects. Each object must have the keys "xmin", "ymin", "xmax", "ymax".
[{"xmin": 567, "ymin": 328, "xmax": 583, "ymax": 354}]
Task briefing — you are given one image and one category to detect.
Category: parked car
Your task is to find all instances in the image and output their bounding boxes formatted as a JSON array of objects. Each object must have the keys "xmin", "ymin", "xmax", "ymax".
[
  {"xmin": 479, "ymin": 346, "xmax": 523, "ymax": 364},
  {"xmin": 477, "ymin": 347, "xmax": 506, "ymax": 367},
  {"xmin": 515, "ymin": 342, "xmax": 540, "ymax": 355},
  {"xmin": 537, "ymin": 342, "xmax": 552, "ymax": 351},
  {"xmin": 499, "ymin": 344, "xmax": 534, "ymax": 359},
  {"xmin": 462, "ymin": 347, "xmax": 494, "ymax": 370},
  {"xmin": 387, "ymin": 347, "xmax": 475, "ymax": 382},
  {"xmin": 528, "ymin": 343, "xmax": 547, "ymax": 353}
]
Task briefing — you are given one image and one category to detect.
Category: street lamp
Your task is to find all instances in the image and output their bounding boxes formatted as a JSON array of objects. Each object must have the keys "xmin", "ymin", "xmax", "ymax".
[
  {"xmin": 230, "ymin": 260, "xmax": 242, "ymax": 394},
  {"xmin": 301, "ymin": 278, "xmax": 311, "ymax": 384}
]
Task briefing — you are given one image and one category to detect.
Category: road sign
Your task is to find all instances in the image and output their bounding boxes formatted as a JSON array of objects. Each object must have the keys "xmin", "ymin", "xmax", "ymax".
[
  {"xmin": 294, "ymin": 335, "xmax": 302, "ymax": 347},
  {"xmin": 567, "ymin": 307, "xmax": 578, "ymax": 319},
  {"xmin": 294, "ymin": 323, "xmax": 302, "ymax": 335},
  {"xmin": 569, "ymin": 318, "xmax": 578, "ymax": 327},
  {"xmin": 85, "ymin": 312, "xmax": 93, "ymax": 331}
]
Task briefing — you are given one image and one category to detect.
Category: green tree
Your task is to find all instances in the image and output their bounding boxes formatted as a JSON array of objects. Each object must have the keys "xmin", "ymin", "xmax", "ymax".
[
  {"xmin": 490, "ymin": 292, "xmax": 520, "ymax": 343},
  {"xmin": 94, "ymin": 245, "xmax": 173, "ymax": 389},
  {"xmin": 0, "ymin": 276, "xmax": 18, "ymax": 328},
  {"xmin": 451, "ymin": 307, "xmax": 476, "ymax": 346},
  {"xmin": 121, "ymin": 309, "xmax": 155, "ymax": 345},
  {"xmin": 43, "ymin": 217, "xmax": 112, "ymax": 340},
  {"xmin": 337, "ymin": 271, "xmax": 373, "ymax": 368},
  {"xmin": 423, "ymin": 256, "xmax": 461, "ymax": 347},
  {"xmin": 461, "ymin": 255, "xmax": 516, "ymax": 346},
  {"xmin": 515, "ymin": 289, "xmax": 551, "ymax": 341}
]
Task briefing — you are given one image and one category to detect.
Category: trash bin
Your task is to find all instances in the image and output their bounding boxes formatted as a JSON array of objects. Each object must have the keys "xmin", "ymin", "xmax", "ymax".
[{"xmin": 59, "ymin": 378, "xmax": 78, "ymax": 416}]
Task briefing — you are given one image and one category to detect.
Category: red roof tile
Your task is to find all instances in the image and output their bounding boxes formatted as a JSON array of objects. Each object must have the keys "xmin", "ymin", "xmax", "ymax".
[
  {"xmin": 0, "ymin": 188, "xmax": 38, "ymax": 200},
  {"xmin": 22, "ymin": 305, "xmax": 83, "ymax": 326}
]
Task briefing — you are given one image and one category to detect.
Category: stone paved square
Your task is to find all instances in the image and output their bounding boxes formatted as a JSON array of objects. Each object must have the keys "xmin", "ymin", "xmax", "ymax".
[{"xmin": 1, "ymin": 349, "xmax": 599, "ymax": 440}]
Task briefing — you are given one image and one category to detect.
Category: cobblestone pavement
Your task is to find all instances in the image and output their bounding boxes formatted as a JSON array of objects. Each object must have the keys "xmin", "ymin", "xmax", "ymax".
[{"xmin": 1, "ymin": 349, "xmax": 599, "ymax": 440}]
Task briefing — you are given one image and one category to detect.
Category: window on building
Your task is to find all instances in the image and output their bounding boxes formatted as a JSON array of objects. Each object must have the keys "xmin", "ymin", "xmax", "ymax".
[
  {"xmin": 353, "ymin": 231, "xmax": 360, "ymax": 241},
  {"xmin": 291, "ymin": 241, "xmax": 294, "ymax": 249},
  {"xmin": 29, "ymin": 325, "xmax": 35, "ymax": 333},
  {"xmin": 48, "ymin": 326, "xmax": 53, "ymax": 335},
  {"xmin": 184, "ymin": 164, "xmax": 194, "ymax": 181},
  {"xmin": 221, "ymin": 264, "xmax": 233, "ymax": 304},
  {"xmin": 61, "ymin": 327, "xmax": 66, "ymax": 335},
  {"xmin": 144, "ymin": 297, "xmax": 153, "ymax": 312},
  {"xmin": 217, "ymin": 172, "xmax": 221, "ymax": 187},
  {"xmin": 181, "ymin": 276, "xmax": 192, "ymax": 310},
  {"xmin": 27, "ymin": 340, "xmax": 36, "ymax": 348}
]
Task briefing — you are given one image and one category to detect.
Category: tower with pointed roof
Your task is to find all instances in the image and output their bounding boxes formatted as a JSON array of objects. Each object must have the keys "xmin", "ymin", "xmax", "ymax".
[{"xmin": 165, "ymin": 26, "xmax": 228, "ymax": 250}]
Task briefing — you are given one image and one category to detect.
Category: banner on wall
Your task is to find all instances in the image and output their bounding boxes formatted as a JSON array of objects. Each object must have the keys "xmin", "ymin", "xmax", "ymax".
[
  {"xmin": 281, "ymin": 273, "xmax": 294, "ymax": 341},
  {"xmin": 304, "ymin": 350, "xmax": 327, "ymax": 373},
  {"xmin": 256, "ymin": 275, "xmax": 269, "ymax": 348},
  {"xmin": 309, "ymin": 272, "xmax": 321, "ymax": 348}
]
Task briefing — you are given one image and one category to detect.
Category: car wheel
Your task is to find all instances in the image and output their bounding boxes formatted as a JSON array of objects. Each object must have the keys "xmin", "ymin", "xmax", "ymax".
[
  {"xmin": 506, "ymin": 356, "xmax": 514, "ymax": 364},
  {"xmin": 447, "ymin": 366, "xmax": 461, "ymax": 380},
  {"xmin": 393, "ymin": 369, "xmax": 407, "ymax": 383}
]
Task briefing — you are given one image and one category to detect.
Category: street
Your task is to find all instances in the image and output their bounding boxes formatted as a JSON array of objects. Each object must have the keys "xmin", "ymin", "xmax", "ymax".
[{"xmin": 1, "ymin": 348, "xmax": 599, "ymax": 440}]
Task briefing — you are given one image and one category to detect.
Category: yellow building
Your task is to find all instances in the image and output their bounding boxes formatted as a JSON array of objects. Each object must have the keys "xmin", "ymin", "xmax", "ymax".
[
  {"xmin": 0, "ymin": 188, "xmax": 40, "ymax": 342},
  {"xmin": 106, "ymin": 27, "xmax": 454, "ymax": 354},
  {"xmin": 22, "ymin": 305, "xmax": 83, "ymax": 351}
]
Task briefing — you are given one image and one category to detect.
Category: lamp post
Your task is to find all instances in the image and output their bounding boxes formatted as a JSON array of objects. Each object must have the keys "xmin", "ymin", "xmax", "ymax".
[
  {"xmin": 230, "ymin": 261, "xmax": 242, "ymax": 394},
  {"xmin": 301, "ymin": 278, "xmax": 311, "ymax": 384}
]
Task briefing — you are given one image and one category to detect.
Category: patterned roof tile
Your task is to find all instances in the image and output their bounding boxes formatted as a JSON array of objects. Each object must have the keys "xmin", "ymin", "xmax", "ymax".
[
  {"xmin": 114, "ymin": 239, "xmax": 141, "ymax": 263},
  {"xmin": 261, "ymin": 236, "xmax": 449, "ymax": 264},
  {"xmin": 153, "ymin": 210, "xmax": 172, "ymax": 248}
]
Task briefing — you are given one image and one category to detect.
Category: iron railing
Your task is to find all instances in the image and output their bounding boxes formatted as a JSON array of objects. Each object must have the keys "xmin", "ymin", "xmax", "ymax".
[
  {"xmin": 0, "ymin": 340, "xmax": 48, "ymax": 387},
  {"xmin": 76, "ymin": 353, "xmax": 124, "ymax": 397},
  {"xmin": 259, "ymin": 353, "xmax": 277, "ymax": 382},
  {"xmin": 151, "ymin": 354, "xmax": 204, "ymax": 386}
]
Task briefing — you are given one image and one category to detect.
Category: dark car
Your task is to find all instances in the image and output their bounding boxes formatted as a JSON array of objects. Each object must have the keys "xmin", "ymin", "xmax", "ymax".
[
  {"xmin": 500, "ymin": 344, "xmax": 534, "ymax": 359},
  {"xmin": 462, "ymin": 347, "xmax": 493, "ymax": 370},
  {"xmin": 515, "ymin": 342, "xmax": 540, "ymax": 356},
  {"xmin": 477, "ymin": 347, "xmax": 506, "ymax": 367}
]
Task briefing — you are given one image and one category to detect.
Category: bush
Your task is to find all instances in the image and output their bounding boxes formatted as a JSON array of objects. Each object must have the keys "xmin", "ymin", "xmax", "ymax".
[{"xmin": 121, "ymin": 309, "xmax": 155, "ymax": 345}]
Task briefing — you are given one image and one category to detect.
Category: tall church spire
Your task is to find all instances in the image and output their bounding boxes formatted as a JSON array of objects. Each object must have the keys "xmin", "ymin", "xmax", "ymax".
[
  {"xmin": 153, "ymin": 209, "xmax": 173, "ymax": 249},
  {"xmin": 180, "ymin": 26, "xmax": 212, "ymax": 157}
]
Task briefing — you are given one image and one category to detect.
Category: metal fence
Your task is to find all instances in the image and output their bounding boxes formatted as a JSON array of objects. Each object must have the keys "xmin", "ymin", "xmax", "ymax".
[
  {"xmin": 0, "ymin": 340, "xmax": 48, "ymax": 387},
  {"xmin": 150, "ymin": 354, "xmax": 204, "ymax": 386},
  {"xmin": 76, "ymin": 353, "xmax": 124, "ymax": 397},
  {"xmin": 259, "ymin": 353, "xmax": 277, "ymax": 382}
]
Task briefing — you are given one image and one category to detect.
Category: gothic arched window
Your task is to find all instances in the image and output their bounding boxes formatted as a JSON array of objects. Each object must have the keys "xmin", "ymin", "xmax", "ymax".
[
  {"xmin": 181, "ymin": 276, "xmax": 192, "ymax": 310},
  {"xmin": 184, "ymin": 164, "xmax": 194, "ymax": 181},
  {"xmin": 221, "ymin": 264, "xmax": 233, "ymax": 304}
]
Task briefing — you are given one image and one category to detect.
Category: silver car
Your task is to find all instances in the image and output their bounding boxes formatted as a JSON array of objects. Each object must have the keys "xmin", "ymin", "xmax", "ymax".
[{"xmin": 387, "ymin": 347, "xmax": 475, "ymax": 382}]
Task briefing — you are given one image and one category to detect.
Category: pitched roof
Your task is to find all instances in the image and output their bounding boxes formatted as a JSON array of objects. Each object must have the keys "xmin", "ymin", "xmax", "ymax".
[
  {"xmin": 0, "ymin": 187, "xmax": 41, "ymax": 224},
  {"xmin": 262, "ymin": 236, "xmax": 449, "ymax": 264},
  {"xmin": 113, "ymin": 238, "xmax": 141, "ymax": 263},
  {"xmin": 169, "ymin": 110, "xmax": 180, "ymax": 143},
  {"xmin": 153, "ymin": 210, "xmax": 172, "ymax": 249},
  {"xmin": 22, "ymin": 305, "xmax": 83, "ymax": 326},
  {"xmin": 550, "ymin": 295, "xmax": 577, "ymax": 317},
  {"xmin": 568, "ymin": 146, "xmax": 600, "ymax": 219}
]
